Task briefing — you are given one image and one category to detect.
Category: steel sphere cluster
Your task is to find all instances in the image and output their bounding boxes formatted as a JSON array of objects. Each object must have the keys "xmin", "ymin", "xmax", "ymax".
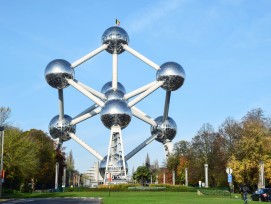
[{"xmin": 44, "ymin": 25, "xmax": 186, "ymax": 175}]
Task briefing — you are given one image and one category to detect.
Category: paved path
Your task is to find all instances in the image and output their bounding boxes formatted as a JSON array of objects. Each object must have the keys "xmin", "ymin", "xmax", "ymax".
[{"xmin": 0, "ymin": 197, "xmax": 101, "ymax": 204}]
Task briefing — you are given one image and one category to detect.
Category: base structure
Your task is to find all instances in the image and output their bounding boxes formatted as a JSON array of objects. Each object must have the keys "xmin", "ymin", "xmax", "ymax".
[{"xmin": 104, "ymin": 125, "xmax": 127, "ymax": 184}]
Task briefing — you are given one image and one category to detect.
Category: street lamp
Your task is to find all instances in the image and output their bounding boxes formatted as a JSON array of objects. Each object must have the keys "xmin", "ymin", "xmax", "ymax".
[{"xmin": 0, "ymin": 126, "xmax": 4, "ymax": 198}]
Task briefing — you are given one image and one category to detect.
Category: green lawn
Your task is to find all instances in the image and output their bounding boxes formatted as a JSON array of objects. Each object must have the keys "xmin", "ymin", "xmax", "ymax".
[{"xmin": 4, "ymin": 191, "xmax": 245, "ymax": 204}]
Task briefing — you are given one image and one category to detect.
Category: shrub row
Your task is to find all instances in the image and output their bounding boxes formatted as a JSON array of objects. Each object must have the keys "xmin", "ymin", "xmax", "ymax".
[{"xmin": 197, "ymin": 189, "xmax": 230, "ymax": 196}]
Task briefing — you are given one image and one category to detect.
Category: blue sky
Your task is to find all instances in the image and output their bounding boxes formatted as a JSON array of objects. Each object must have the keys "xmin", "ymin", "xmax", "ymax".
[{"xmin": 1, "ymin": 0, "xmax": 271, "ymax": 174}]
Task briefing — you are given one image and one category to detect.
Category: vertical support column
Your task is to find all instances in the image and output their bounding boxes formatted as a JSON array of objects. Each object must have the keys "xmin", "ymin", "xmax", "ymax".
[
  {"xmin": 172, "ymin": 170, "xmax": 175, "ymax": 185},
  {"xmin": 112, "ymin": 53, "xmax": 118, "ymax": 90},
  {"xmin": 163, "ymin": 171, "xmax": 166, "ymax": 184},
  {"xmin": 259, "ymin": 161, "xmax": 265, "ymax": 188},
  {"xmin": 204, "ymin": 164, "xmax": 208, "ymax": 188},
  {"xmin": 185, "ymin": 168, "xmax": 188, "ymax": 186},
  {"xmin": 58, "ymin": 89, "xmax": 64, "ymax": 120},
  {"xmin": 62, "ymin": 167, "xmax": 66, "ymax": 189},
  {"xmin": 55, "ymin": 162, "xmax": 59, "ymax": 190},
  {"xmin": 104, "ymin": 126, "xmax": 127, "ymax": 184}
]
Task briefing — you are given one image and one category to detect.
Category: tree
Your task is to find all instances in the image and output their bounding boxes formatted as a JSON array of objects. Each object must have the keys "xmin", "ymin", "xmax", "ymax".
[
  {"xmin": 145, "ymin": 153, "xmax": 150, "ymax": 169},
  {"xmin": 66, "ymin": 150, "xmax": 75, "ymax": 186},
  {"xmin": 0, "ymin": 107, "xmax": 11, "ymax": 126},
  {"xmin": 133, "ymin": 166, "xmax": 151, "ymax": 186},
  {"xmin": 23, "ymin": 129, "xmax": 56, "ymax": 190},
  {"xmin": 4, "ymin": 127, "xmax": 39, "ymax": 190}
]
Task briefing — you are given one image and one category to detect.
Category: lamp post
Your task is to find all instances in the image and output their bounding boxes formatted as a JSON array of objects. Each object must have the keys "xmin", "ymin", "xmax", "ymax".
[{"xmin": 0, "ymin": 126, "xmax": 4, "ymax": 198}]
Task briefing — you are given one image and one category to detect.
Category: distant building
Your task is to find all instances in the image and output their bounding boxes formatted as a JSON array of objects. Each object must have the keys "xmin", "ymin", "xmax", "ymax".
[{"xmin": 83, "ymin": 162, "xmax": 103, "ymax": 187}]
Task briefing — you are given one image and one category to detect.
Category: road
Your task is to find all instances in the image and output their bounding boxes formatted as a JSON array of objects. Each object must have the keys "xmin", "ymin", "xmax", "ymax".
[{"xmin": 0, "ymin": 197, "xmax": 101, "ymax": 204}]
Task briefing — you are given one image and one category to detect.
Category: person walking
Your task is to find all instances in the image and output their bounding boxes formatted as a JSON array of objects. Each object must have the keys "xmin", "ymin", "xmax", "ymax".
[{"xmin": 241, "ymin": 184, "xmax": 249, "ymax": 204}]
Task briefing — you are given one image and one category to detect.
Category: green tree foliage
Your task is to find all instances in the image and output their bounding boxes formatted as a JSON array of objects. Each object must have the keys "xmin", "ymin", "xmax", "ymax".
[
  {"xmin": 23, "ymin": 129, "xmax": 56, "ymax": 190},
  {"xmin": 3, "ymin": 127, "xmax": 58, "ymax": 190},
  {"xmin": 4, "ymin": 127, "xmax": 39, "ymax": 189},
  {"xmin": 169, "ymin": 108, "xmax": 271, "ymax": 188},
  {"xmin": 132, "ymin": 166, "xmax": 151, "ymax": 186}
]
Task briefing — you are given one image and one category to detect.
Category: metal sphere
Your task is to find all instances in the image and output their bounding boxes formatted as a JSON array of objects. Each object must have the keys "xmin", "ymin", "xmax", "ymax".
[
  {"xmin": 99, "ymin": 155, "xmax": 128, "ymax": 179},
  {"xmin": 100, "ymin": 99, "xmax": 132, "ymax": 129},
  {"xmin": 101, "ymin": 81, "xmax": 126, "ymax": 95},
  {"xmin": 49, "ymin": 114, "xmax": 76, "ymax": 142},
  {"xmin": 156, "ymin": 62, "xmax": 185, "ymax": 91},
  {"xmin": 105, "ymin": 89, "xmax": 125, "ymax": 101},
  {"xmin": 151, "ymin": 116, "xmax": 177, "ymax": 144},
  {"xmin": 44, "ymin": 59, "xmax": 74, "ymax": 89},
  {"xmin": 101, "ymin": 26, "xmax": 129, "ymax": 54}
]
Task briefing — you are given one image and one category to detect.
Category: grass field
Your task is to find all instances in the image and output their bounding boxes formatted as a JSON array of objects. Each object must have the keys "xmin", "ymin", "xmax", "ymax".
[{"xmin": 5, "ymin": 191, "xmax": 245, "ymax": 204}]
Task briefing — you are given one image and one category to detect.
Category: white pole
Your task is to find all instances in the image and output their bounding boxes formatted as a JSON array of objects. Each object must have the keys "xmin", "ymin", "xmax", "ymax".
[
  {"xmin": 58, "ymin": 89, "xmax": 64, "ymax": 121},
  {"xmin": 70, "ymin": 107, "xmax": 101, "ymax": 125},
  {"xmin": 66, "ymin": 78, "xmax": 105, "ymax": 107},
  {"xmin": 172, "ymin": 170, "xmax": 175, "ymax": 185},
  {"xmin": 124, "ymin": 81, "xmax": 157, "ymax": 100},
  {"xmin": 112, "ymin": 53, "xmax": 118, "ymax": 90},
  {"xmin": 131, "ymin": 106, "xmax": 157, "ymax": 127},
  {"xmin": 204, "ymin": 164, "xmax": 209, "ymax": 188},
  {"xmin": 76, "ymin": 80, "xmax": 106, "ymax": 100},
  {"xmin": 122, "ymin": 44, "xmax": 160, "ymax": 70},
  {"xmin": 73, "ymin": 104, "xmax": 98, "ymax": 119},
  {"xmin": 185, "ymin": 168, "xmax": 188, "ymax": 186},
  {"xmin": 162, "ymin": 91, "xmax": 171, "ymax": 122},
  {"xmin": 125, "ymin": 134, "xmax": 157, "ymax": 161},
  {"xmin": 71, "ymin": 44, "xmax": 108, "ymax": 68},
  {"xmin": 63, "ymin": 167, "xmax": 66, "ymax": 188},
  {"xmin": 68, "ymin": 132, "xmax": 103, "ymax": 161},
  {"xmin": 55, "ymin": 162, "xmax": 59, "ymax": 190},
  {"xmin": 128, "ymin": 81, "xmax": 164, "ymax": 107}
]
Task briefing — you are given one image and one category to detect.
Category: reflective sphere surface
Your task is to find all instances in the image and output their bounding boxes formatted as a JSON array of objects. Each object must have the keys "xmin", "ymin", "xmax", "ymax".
[
  {"xmin": 105, "ymin": 89, "xmax": 125, "ymax": 101},
  {"xmin": 100, "ymin": 99, "xmax": 132, "ymax": 129},
  {"xmin": 99, "ymin": 155, "xmax": 128, "ymax": 179},
  {"xmin": 101, "ymin": 81, "xmax": 126, "ymax": 95},
  {"xmin": 101, "ymin": 26, "xmax": 129, "ymax": 54},
  {"xmin": 156, "ymin": 62, "xmax": 185, "ymax": 91},
  {"xmin": 45, "ymin": 59, "xmax": 74, "ymax": 89},
  {"xmin": 49, "ymin": 114, "xmax": 76, "ymax": 141},
  {"xmin": 151, "ymin": 116, "xmax": 177, "ymax": 144}
]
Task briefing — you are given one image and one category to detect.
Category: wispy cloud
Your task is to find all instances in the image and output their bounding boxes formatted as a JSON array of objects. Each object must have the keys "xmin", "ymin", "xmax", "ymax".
[{"xmin": 126, "ymin": 0, "xmax": 185, "ymax": 33}]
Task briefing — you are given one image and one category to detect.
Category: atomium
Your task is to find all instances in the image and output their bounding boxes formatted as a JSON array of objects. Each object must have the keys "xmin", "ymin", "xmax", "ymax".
[{"xmin": 45, "ymin": 24, "xmax": 185, "ymax": 184}]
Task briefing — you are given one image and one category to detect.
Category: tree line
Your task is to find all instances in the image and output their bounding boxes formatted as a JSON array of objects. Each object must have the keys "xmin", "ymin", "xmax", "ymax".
[
  {"xmin": 166, "ymin": 108, "xmax": 271, "ymax": 189},
  {"xmin": 0, "ymin": 107, "xmax": 77, "ymax": 191}
]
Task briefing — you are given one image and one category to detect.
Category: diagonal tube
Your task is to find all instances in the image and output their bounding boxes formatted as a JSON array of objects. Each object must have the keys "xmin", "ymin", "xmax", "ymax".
[
  {"xmin": 122, "ymin": 44, "xmax": 160, "ymax": 70},
  {"xmin": 76, "ymin": 80, "xmax": 106, "ymax": 100},
  {"xmin": 131, "ymin": 106, "xmax": 157, "ymax": 127},
  {"xmin": 125, "ymin": 134, "xmax": 158, "ymax": 161},
  {"xmin": 68, "ymin": 132, "xmax": 103, "ymax": 161},
  {"xmin": 128, "ymin": 81, "xmax": 164, "ymax": 108},
  {"xmin": 71, "ymin": 44, "xmax": 108, "ymax": 68},
  {"xmin": 73, "ymin": 104, "xmax": 98, "ymax": 119},
  {"xmin": 124, "ymin": 81, "xmax": 157, "ymax": 100},
  {"xmin": 66, "ymin": 78, "xmax": 105, "ymax": 107},
  {"xmin": 70, "ymin": 107, "xmax": 101, "ymax": 125}
]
